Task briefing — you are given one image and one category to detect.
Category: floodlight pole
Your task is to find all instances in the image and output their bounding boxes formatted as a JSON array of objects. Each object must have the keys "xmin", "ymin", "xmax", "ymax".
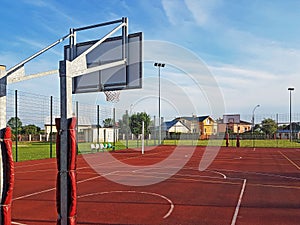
[
  {"xmin": 252, "ymin": 104, "xmax": 260, "ymax": 148},
  {"xmin": 288, "ymin": 87, "xmax": 294, "ymax": 142},
  {"xmin": 154, "ymin": 63, "xmax": 165, "ymax": 145}
]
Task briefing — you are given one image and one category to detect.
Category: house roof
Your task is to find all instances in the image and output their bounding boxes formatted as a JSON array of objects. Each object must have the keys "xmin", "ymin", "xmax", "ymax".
[
  {"xmin": 163, "ymin": 120, "xmax": 178, "ymax": 130},
  {"xmin": 175, "ymin": 116, "xmax": 213, "ymax": 122},
  {"xmin": 162, "ymin": 120, "xmax": 190, "ymax": 131},
  {"xmin": 239, "ymin": 120, "xmax": 252, "ymax": 125},
  {"xmin": 216, "ymin": 119, "xmax": 251, "ymax": 124},
  {"xmin": 283, "ymin": 122, "xmax": 300, "ymax": 131},
  {"xmin": 277, "ymin": 130, "xmax": 300, "ymax": 133}
]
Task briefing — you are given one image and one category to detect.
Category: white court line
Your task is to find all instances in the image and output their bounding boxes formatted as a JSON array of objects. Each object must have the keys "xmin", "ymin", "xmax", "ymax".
[
  {"xmin": 77, "ymin": 171, "xmax": 119, "ymax": 184},
  {"xmin": 214, "ymin": 168, "xmax": 300, "ymax": 180},
  {"xmin": 133, "ymin": 167, "xmax": 227, "ymax": 180},
  {"xmin": 231, "ymin": 179, "xmax": 247, "ymax": 225},
  {"xmin": 13, "ymin": 171, "xmax": 119, "ymax": 201},
  {"xmin": 12, "ymin": 221, "xmax": 28, "ymax": 225},
  {"xmin": 78, "ymin": 190, "xmax": 174, "ymax": 219},
  {"xmin": 279, "ymin": 151, "xmax": 300, "ymax": 170},
  {"xmin": 15, "ymin": 161, "xmax": 56, "ymax": 169},
  {"xmin": 16, "ymin": 168, "xmax": 56, "ymax": 174},
  {"xmin": 207, "ymin": 170, "xmax": 227, "ymax": 179},
  {"xmin": 13, "ymin": 187, "xmax": 55, "ymax": 201}
]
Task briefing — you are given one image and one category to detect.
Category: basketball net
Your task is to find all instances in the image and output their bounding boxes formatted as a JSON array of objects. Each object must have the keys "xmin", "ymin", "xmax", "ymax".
[{"xmin": 104, "ymin": 90, "xmax": 120, "ymax": 103}]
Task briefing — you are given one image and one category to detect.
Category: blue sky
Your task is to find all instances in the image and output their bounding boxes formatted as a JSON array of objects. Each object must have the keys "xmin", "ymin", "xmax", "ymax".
[{"xmin": 1, "ymin": 0, "xmax": 300, "ymax": 120}]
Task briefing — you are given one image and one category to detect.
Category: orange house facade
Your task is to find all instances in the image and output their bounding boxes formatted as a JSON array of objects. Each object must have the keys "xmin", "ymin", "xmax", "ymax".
[{"xmin": 217, "ymin": 120, "xmax": 252, "ymax": 134}]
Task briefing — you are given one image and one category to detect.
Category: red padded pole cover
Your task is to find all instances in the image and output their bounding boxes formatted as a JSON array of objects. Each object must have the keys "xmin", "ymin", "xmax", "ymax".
[
  {"xmin": 68, "ymin": 117, "xmax": 77, "ymax": 224},
  {"xmin": 55, "ymin": 118, "xmax": 61, "ymax": 221},
  {"xmin": 55, "ymin": 118, "xmax": 77, "ymax": 225},
  {"xmin": 1, "ymin": 126, "xmax": 14, "ymax": 225}
]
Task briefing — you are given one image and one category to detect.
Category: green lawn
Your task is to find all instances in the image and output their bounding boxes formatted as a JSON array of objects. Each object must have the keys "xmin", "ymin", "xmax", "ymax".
[
  {"xmin": 163, "ymin": 139, "xmax": 300, "ymax": 148},
  {"xmin": 12, "ymin": 142, "xmax": 56, "ymax": 162},
  {"xmin": 11, "ymin": 139, "xmax": 300, "ymax": 162}
]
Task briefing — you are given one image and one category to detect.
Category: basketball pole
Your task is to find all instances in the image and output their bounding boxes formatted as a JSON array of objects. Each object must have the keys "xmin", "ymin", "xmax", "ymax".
[
  {"xmin": 59, "ymin": 59, "xmax": 71, "ymax": 225},
  {"xmin": 58, "ymin": 28, "xmax": 76, "ymax": 225}
]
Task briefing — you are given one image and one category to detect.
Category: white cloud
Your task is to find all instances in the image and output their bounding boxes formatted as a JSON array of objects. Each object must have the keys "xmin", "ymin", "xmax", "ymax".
[
  {"xmin": 16, "ymin": 37, "xmax": 61, "ymax": 57},
  {"xmin": 184, "ymin": 0, "xmax": 222, "ymax": 27},
  {"xmin": 211, "ymin": 65, "xmax": 277, "ymax": 85},
  {"xmin": 161, "ymin": 0, "xmax": 194, "ymax": 26},
  {"xmin": 224, "ymin": 29, "xmax": 300, "ymax": 75},
  {"xmin": 209, "ymin": 63, "xmax": 300, "ymax": 114},
  {"xmin": 24, "ymin": 0, "xmax": 77, "ymax": 23},
  {"xmin": 161, "ymin": 0, "xmax": 222, "ymax": 28}
]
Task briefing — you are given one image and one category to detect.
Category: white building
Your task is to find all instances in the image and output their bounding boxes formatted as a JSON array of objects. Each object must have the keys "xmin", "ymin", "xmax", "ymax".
[{"xmin": 44, "ymin": 116, "xmax": 118, "ymax": 143}]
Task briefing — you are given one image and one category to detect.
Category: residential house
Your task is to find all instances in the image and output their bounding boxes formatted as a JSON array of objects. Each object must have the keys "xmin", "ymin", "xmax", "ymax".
[
  {"xmin": 162, "ymin": 120, "xmax": 191, "ymax": 139},
  {"xmin": 44, "ymin": 116, "xmax": 118, "ymax": 143},
  {"xmin": 277, "ymin": 122, "xmax": 300, "ymax": 139},
  {"xmin": 174, "ymin": 115, "xmax": 216, "ymax": 139},
  {"xmin": 217, "ymin": 119, "xmax": 252, "ymax": 134}
]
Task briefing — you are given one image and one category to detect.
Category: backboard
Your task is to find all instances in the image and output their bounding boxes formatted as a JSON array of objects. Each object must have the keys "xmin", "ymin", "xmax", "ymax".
[
  {"xmin": 223, "ymin": 114, "xmax": 240, "ymax": 124},
  {"xmin": 64, "ymin": 32, "xmax": 142, "ymax": 94}
]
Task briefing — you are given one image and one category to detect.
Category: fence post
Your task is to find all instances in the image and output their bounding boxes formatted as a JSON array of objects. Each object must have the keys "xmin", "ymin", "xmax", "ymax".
[
  {"xmin": 276, "ymin": 113, "xmax": 278, "ymax": 148},
  {"xmin": 50, "ymin": 96, "xmax": 53, "ymax": 158},
  {"xmin": 161, "ymin": 117, "xmax": 164, "ymax": 144},
  {"xmin": 97, "ymin": 105, "xmax": 100, "ymax": 149},
  {"xmin": 113, "ymin": 108, "xmax": 116, "ymax": 150},
  {"xmin": 126, "ymin": 110, "xmax": 129, "ymax": 149},
  {"xmin": 153, "ymin": 116, "xmax": 156, "ymax": 145},
  {"xmin": 76, "ymin": 101, "xmax": 79, "ymax": 154},
  {"xmin": 15, "ymin": 90, "xmax": 18, "ymax": 162}
]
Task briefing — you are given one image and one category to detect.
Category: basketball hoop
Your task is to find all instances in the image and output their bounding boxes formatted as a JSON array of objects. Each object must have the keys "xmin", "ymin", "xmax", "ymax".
[{"xmin": 104, "ymin": 90, "xmax": 120, "ymax": 103}]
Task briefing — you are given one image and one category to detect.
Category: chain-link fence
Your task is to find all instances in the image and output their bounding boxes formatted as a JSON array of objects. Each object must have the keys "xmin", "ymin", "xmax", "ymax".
[
  {"xmin": 6, "ymin": 89, "xmax": 60, "ymax": 161},
  {"xmin": 5, "ymin": 89, "xmax": 300, "ymax": 161}
]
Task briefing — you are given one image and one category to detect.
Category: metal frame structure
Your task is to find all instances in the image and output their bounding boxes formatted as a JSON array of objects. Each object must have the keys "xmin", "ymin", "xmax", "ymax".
[
  {"xmin": 0, "ymin": 17, "xmax": 141, "ymax": 225},
  {"xmin": 0, "ymin": 36, "xmax": 71, "ymax": 129},
  {"xmin": 68, "ymin": 31, "xmax": 142, "ymax": 93},
  {"xmin": 59, "ymin": 17, "xmax": 129, "ymax": 225}
]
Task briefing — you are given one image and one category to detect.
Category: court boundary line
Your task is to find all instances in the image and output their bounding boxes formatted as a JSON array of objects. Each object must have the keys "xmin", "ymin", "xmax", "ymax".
[
  {"xmin": 278, "ymin": 151, "xmax": 300, "ymax": 170},
  {"xmin": 231, "ymin": 179, "xmax": 247, "ymax": 225},
  {"xmin": 214, "ymin": 168, "xmax": 300, "ymax": 180}
]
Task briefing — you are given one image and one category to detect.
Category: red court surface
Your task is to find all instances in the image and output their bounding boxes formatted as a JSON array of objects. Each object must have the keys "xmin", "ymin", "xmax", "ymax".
[{"xmin": 12, "ymin": 146, "xmax": 300, "ymax": 225}]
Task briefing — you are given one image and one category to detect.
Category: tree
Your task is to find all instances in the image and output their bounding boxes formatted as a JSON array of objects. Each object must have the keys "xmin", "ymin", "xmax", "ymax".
[
  {"xmin": 118, "ymin": 113, "xmax": 130, "ymax": 134},
  {"xmin": 129, "ymin": 112, "xmax": 151, "ymax": 138},
  {"xmin": 7, "ymin": 117, "xmax": 22, "ymax": 135},
  {"xmin": 261, "ymin": 118, "xmax": 277, "ymax": 136},
  {"xmin": 103, "ymin": 118, "xmax": 113, "ymax": 128},
  {"xmin": 21, "ymin": 124, "xmax": 41, "ymax": 135}
]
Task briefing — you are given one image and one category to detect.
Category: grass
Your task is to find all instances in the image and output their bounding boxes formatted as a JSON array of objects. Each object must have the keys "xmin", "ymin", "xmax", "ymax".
[
  {"xmin": 163, "ymin": 139, "xmax": 300, "ymax": 148},
  {"xmin": 12, "ymin": 142, "xmax": 56, "ymax": 162},
  {"xmin": 11, "ymin": 139, "xmax": 300, "ymax": 162}
]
